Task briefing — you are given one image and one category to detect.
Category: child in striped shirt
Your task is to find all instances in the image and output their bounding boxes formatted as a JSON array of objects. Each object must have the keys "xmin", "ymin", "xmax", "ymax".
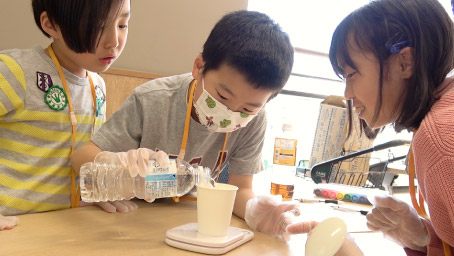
[{"xmin": 0, "ymin": 0, "xmax": 132, "ymax": 230}]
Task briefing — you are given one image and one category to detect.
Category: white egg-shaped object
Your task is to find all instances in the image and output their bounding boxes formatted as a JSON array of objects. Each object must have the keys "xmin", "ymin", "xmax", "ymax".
[{"xmin": 305, "ymin": 217, "xmax": 347, "ymax": 256}]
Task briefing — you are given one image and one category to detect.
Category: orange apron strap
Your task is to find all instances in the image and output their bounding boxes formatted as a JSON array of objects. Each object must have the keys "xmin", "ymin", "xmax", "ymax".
[
  {"xmin": 408, "ymin": 145, "xmax": 429, "ymax": 218},
  {"xmin": 408, "ymin": 136, "xmax": 451, "ymax": 255},
  {"xmin": 48, "ymin": 44, "xmax": 96, "ymax": 208},
  {"xmin": 173, "ymin": 80, "xmax": 229, "ymax": 202}
]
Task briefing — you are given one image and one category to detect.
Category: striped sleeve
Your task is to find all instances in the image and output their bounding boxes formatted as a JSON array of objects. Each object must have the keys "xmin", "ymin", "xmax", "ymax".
[{"xmin": 0, "ymin": 54, "xmax": 26, "ymax": 116}]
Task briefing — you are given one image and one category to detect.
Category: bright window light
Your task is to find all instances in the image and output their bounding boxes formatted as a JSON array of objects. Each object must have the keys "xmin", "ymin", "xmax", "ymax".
[{"xmin": 248, "ymin": 0, "xmax": 369, "ymax": 53}]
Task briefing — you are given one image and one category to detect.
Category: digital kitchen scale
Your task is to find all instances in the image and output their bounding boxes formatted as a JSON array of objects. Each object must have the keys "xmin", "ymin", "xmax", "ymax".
[{"xmin": 165, "ymin": 223, "xmax": 254, "ymax": 254}]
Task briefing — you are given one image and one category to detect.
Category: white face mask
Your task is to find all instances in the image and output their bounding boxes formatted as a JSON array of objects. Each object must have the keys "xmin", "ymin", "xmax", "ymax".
[{"xmin": 193, "ymin": 78, "xmax": 257, "ymax": 133}]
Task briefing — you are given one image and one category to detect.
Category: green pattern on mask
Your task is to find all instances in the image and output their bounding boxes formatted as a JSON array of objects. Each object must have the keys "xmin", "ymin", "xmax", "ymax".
[
  {"xmin": 240, "ymin": 112, "xmax": 249, "ymax": 118},
  {"xmin": 220, "ymin": 119, "xmax": 232, "ymax": 128},
  {"xmin": 205, "ymin": 96, "xmax": 216, "ymax": 108}
]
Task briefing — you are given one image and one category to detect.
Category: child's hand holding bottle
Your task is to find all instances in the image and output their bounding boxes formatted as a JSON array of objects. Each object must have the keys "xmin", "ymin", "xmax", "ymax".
[{"xmin": 94, "ymin": 148, "xmax": 170, "ymax": 177}]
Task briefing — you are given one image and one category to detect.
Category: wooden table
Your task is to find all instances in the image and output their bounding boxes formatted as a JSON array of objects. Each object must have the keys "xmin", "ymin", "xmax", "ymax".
[
  {"xmin": 1, "ymin": 200, "xmax": 301, "ymax": 256},
  {"xmin": 1, "ymin": 198, "xmax": 405, "ymax": 256}
]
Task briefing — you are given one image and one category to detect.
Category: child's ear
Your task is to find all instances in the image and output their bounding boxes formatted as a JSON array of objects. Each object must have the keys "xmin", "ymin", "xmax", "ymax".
[
  {"xmin": 40, "ymin": 11, "xmax": 61, "ymax": 39},
  {"xmin": 192, "ymin": 55, "xmax": 204, "ymax": 81},
  {"xmin": 398, "ymin": 47, "xmax": 414, "ymax": 79}
]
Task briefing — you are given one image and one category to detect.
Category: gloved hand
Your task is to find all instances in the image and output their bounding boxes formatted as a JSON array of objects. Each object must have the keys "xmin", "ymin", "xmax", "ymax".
[
  {"xmin": 79, "ymin": 200, "xmax": 139, "ymax": 213},
  {"xmin": 286, "ymin": 220, "xmax": 319, "ymax": 234},
  {"xmin": 245, "ymin": 194, "xmax": 300, "ymax": 241},
  {"xmin": 0, "ymin": 214, "xmax": 19, "ymax": 230},
  {"xmin": 94, "ymin": 148, "xmax": 169, "ymax": 177},
  {"xmin": 366, "ymin": 195, "xmax": 429, "ymax": 251}
]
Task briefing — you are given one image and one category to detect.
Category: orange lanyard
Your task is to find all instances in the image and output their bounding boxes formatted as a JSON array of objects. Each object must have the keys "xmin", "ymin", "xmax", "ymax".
[
  {"xmin": 174, "ymin": 80, "xmax": 228, "ymax": 202},
  {"xmin": 48, "ymin": 45, "xmax": 97, "ymax": 208},
  {"xmin": 179, "ymin": 80, "xmax": 228, "ymax": 178},
  {"xmin": 408, "ymin": 133, "xmax": 452, "ymax": 255}
]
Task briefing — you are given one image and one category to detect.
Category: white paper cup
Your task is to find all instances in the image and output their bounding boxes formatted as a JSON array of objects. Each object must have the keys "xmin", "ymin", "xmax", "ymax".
[{"xmin": 196, "ymin": 183, "xmax": 238, "ymax": 237}]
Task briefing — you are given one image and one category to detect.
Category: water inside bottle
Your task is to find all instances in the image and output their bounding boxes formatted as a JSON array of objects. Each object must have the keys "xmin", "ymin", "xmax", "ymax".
[{"xmin": 79, "ymin": 159, "xmax": 199, "ymax": 202}]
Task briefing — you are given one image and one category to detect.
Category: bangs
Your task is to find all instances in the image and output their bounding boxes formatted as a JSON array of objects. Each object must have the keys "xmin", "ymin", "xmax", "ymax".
[
  {"xmin": 329, "ymin": 14, "xmax": 356, "ymax": 79},
  {"xmin": 329, "ymin": 10, "xmax": 376, "ymax": 79},
  {"xmin": 46, "ymin": 0, "xmax": 125, "ymax": 53}
]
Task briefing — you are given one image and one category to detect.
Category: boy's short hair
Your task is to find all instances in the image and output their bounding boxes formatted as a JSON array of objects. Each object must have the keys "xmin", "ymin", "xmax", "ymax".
[
  {"xmin": 202, "ymin": 10, "xmax": 294, "ymax": 93},
  {"xmin": 32, "ymin": 0, "xmax": 125, "ymax": 53}
]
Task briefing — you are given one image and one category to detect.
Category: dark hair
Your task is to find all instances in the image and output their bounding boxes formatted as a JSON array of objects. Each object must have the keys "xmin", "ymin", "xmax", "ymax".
[
  {"xmin": 329, "ymin": 0, "xmax": 454, "ymax": 139},
  {"xmin": 32, "ymin": 0, "xmax": 125, "ymax": 53},
  {"xmin": 202, "ymin": 10, "xmax": 294, "ymax": 94}
]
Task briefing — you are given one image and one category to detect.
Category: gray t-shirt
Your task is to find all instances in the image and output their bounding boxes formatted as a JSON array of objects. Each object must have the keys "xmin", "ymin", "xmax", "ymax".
[{"xmin": 92, "ymin": 73, "xmax": 266, "ymax": 176}]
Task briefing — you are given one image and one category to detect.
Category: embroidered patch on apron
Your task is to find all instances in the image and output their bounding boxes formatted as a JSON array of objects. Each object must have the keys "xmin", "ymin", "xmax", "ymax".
[
  {"xmin": 95, "ymin": 85, "xmax": 106, "ymax": 117},
  {"xmin": 44, "ymin": 85, "xmax": 68, "ymax": 111},
  {"xmin": 36, "ymin": 71, "xmax": 53, "ymax": 92}
]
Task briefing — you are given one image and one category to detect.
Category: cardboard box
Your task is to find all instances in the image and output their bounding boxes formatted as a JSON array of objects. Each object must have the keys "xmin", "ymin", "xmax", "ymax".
[{"xmin": 309, "ymin": 96, "xmax": 374, "ymax": 186}]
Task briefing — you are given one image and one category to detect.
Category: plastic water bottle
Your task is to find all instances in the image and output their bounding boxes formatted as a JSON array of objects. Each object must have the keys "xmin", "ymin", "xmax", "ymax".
[
  {"xmin": 270, "ymin": 123, "xmax": 298, "ymax": 200},
  {"xmin": 79, "ymin": 159, "xmax": 203, "ymax": 202}
]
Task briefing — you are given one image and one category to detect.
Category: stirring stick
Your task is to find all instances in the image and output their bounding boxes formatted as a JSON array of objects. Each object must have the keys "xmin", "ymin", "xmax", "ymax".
[
  {"xmin": 331, "ymin": 205, "xmax": 369, "ymax": 215},
  {"xmin": 296, "ymin": 198, "xmax": 342, "ymax": 204}
]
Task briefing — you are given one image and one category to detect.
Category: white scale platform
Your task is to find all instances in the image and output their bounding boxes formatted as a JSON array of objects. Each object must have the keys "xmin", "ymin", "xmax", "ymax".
[{"xmin": 165, "ymin": 223, "xmax": 254, "ymax": 255}]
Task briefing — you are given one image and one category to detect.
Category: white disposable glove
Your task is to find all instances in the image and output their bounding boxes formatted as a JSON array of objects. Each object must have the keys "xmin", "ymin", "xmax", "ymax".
[
  {"xmin": 94, "ymin": 148, "xmax": 169, "ymax": 177},
  {"xmin": 245, "ymin": 194, "xmax": 300, "ymax": 241},
  {"xmin": 286, "ymin": 220, "xmax": 318, "ymax": 234},
  {"xmin": 79, "ymin": 200, "xmax": 139, "ymax": 213},
  {"xmin": 0, "ymin": 214, "xmax": 19, "ymax": 231},
  {"xmin": 366, "ymin": 195, "xmax": 429, "ymax": 252}
]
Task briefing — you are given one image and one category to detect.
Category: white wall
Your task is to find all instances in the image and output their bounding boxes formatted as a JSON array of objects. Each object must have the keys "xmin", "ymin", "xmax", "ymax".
[{"xmin": 0, "ymin": 0, "xmax": 248, "ymax": 76}]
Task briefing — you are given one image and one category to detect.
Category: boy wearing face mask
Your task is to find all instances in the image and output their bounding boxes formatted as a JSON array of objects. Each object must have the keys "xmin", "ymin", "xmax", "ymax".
[{"xmin": 72, "ymin": 10, "xmax": 298, "ymax": 240}]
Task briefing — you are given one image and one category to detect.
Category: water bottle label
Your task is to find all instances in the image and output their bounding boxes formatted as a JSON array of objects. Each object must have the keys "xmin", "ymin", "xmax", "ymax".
[
  {"xmin": 145, "ymin": 159, "xmax": 177, "ymax": 198},
  {"xmin": 146, "ymin": 174, "xmax": 177, "ymax": 181}
]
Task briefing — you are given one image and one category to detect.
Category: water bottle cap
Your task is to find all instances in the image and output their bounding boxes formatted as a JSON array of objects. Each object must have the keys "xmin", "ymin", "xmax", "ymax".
[{"xmin": 282, "ymin": 123, "xmax": 293, "ymax": 132}]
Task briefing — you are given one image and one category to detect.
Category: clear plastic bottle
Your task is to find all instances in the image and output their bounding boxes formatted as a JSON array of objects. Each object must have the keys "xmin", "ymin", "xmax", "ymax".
[
  {"xmin": 79, "ymin": 158, "xmax": 203, "ymax": 202},
  {"xmin": 270, "ymin": 123, "xmax": 298, "ymax": 199}
]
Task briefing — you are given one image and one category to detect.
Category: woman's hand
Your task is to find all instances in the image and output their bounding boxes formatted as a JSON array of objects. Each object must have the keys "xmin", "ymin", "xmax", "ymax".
[{"xmin": 366, "ymin": 195, "xmax": 428, "ymax": 252}]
